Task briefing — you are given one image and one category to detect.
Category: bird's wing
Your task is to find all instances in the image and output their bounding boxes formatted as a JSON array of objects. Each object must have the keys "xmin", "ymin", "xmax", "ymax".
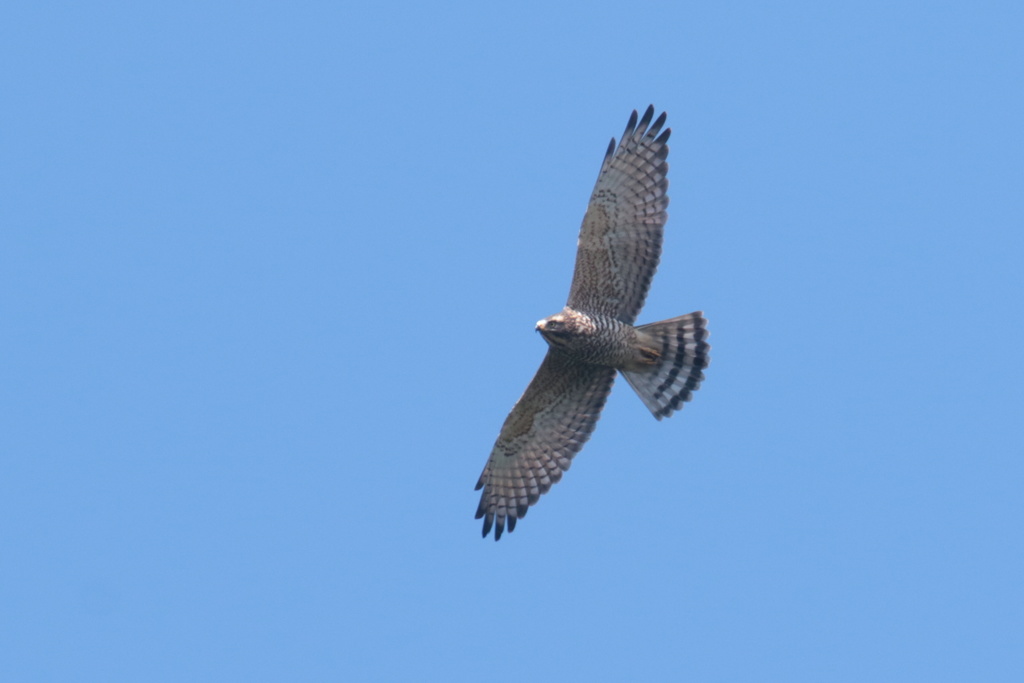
[
  {"xmin": 566, "ymin": 105, "xmax": 670, "ymax": 324},
  {"xmin": 475, "ymin": 350, "xmax": 616, "ymax": 540}
]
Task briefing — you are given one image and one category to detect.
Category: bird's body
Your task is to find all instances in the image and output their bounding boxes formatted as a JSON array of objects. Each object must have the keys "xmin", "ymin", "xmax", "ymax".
[
  {"xmin": 475, "ymin": 106, "xmax": 710, "ymax": 540},
  {"xmin": 536, "ymin": 308, "xmax": 652, "ymax": 370}
]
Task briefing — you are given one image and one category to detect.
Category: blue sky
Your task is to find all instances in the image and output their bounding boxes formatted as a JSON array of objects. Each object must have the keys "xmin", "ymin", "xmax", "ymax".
[{"xmin": 3, "ymin": 1, "xmax": 1022, "ymax": 680}]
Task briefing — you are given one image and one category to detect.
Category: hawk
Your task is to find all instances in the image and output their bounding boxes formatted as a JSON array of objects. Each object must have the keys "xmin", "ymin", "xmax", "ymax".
[{"xmin": 475, "ymin": 106, "xmax": 710, "ymax": 540}]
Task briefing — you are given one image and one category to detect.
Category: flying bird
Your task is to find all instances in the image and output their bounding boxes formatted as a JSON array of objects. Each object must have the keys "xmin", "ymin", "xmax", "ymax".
[{"xmin": 474, "ymin": 106, "xmax": 710, "ymax": 540}]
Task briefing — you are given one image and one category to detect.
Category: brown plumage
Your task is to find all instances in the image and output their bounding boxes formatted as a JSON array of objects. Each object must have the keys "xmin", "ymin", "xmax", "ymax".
[{"xmin": 475, "ymin": 106, "xmax": 710, "ymax": 540}]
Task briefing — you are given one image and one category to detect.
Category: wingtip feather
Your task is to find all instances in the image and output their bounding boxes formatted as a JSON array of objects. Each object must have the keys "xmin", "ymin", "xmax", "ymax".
[{"xmin": 637, "ymin": 105, "xmax": 655, "ymax": 133}]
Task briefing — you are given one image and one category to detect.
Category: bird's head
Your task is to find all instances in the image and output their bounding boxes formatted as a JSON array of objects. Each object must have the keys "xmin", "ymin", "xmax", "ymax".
[{"xmin": 536, "ymin": 312, "xmax": 575, "ymax": 348}]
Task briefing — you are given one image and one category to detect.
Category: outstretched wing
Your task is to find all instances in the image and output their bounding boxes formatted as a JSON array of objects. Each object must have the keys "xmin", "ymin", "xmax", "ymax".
[
  {"xmin": 475, "ymin": 350, "xmax": 616, "ymax": 540},
  {"xmin": 566, "ymin": 105, "xmax": 670, "ymax": 324}
]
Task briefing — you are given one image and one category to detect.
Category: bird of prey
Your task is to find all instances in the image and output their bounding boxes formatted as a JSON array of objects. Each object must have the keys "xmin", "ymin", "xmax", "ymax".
[{"xmin": 474, "ymin": 106, "xmax": 711, "ymax": 540}]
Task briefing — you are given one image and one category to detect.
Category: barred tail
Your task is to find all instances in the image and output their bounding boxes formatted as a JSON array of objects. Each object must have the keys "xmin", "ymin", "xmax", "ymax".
[{"xmin": 620, "ymin": 312, "xmax": 710, "ymax": 420}]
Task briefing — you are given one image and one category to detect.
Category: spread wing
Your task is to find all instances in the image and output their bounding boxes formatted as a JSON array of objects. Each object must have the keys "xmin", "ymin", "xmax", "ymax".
[
  {"xmin": 566, "ymin": 105, "xmax": 670, "ymax": 324},
  {"xmin": 475, "ymin": 350, "xmax": 616, "ymax": 540}
]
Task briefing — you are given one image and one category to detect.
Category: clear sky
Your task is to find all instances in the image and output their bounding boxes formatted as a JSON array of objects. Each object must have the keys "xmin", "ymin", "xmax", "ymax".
[{"xmin": 3, "ymin": 1, "xmax": 1022, "ymax": 681}]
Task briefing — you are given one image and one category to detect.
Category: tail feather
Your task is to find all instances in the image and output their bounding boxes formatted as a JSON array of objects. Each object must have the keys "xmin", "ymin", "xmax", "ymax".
[{"xmin": 621, "ymin": 312, "xmax": 710, "ymax": 420}]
